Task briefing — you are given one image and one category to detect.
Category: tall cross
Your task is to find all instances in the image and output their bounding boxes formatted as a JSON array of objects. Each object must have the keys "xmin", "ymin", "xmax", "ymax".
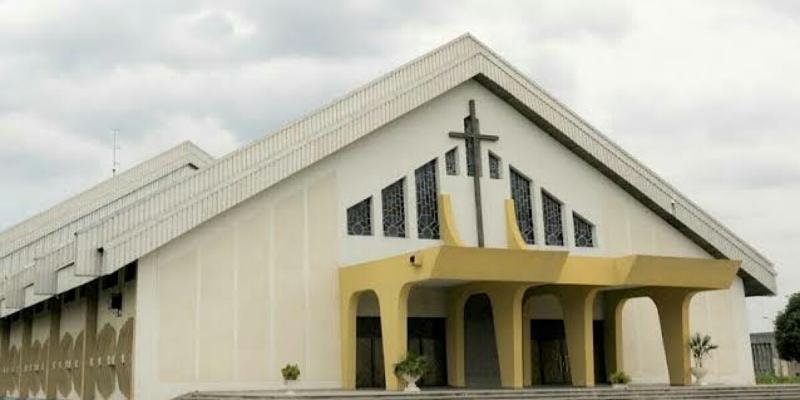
[{"xmin": 449, "ymin": 99, "xmax": 498, "ymax": 247}]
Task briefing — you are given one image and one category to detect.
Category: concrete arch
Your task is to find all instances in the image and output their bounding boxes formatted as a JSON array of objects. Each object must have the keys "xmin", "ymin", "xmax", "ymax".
[
  {"xmin": 522, "ymin": 285, "xmax": 600, "ymax": 387},
  {"xmin": 602, "ymin": 288, "xmax": 697, "ymax": 386},
  {"xmin": 340, "ymin": 283, "xmax": 414, "ymax": 391}
]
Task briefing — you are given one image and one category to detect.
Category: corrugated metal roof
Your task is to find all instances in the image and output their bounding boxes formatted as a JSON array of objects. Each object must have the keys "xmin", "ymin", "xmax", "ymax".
[
  {"xmin": 0, "ymin": 34, "xmax": 777, "ymax": 315},
  {"xmin": 0, "ymin": 141, "xmax": 212, "ymax": 312}
]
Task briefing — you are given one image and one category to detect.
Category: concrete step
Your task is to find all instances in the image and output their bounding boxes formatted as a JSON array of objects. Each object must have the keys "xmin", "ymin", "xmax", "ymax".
[{"xmin": 178, "ymin": 386, "xmax": 800, "ymax": 400}]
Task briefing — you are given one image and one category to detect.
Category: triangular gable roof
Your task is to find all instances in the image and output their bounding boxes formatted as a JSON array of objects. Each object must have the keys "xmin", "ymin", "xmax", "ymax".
[{"xmin": 0, "ymin": 34, "xmax": 776, "ymax": 312}]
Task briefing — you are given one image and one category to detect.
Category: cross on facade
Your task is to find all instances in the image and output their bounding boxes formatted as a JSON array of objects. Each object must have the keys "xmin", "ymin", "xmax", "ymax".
[{"xmin": 449, "ymin": 99, "xmax": 499, "ymax": 247}]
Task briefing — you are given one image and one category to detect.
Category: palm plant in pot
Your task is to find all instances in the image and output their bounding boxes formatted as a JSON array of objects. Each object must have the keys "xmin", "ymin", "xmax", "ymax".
[
  {"xmin": 688, "ymin": 333, "xmax": 718, "ymax": 386},
  {"xmin": 608, "ymin": 371, "xmax": 631, "ymax": 389},
  {"xmin": 281, "ymin": 363, "xmax": 300, "ymax": 394},
  {"xmin": 394, "ymin": 352, "xmax": 431, "ymax": 392}
]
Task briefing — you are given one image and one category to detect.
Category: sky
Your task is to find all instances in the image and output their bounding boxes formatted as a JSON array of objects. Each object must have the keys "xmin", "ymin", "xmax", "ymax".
[{"xmin": 0, "ymin": 0, "xmax": 798, "ymax": 333}]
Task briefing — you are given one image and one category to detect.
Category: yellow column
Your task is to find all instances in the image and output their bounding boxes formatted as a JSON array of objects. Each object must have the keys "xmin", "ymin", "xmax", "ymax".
[
  {"xmin": 602, "ymin": 292, "xmax": 627, "ymax": 378},
  {"xmin": 339, "ymin": 290, "xmax": 360, "ymax": 390},
  {"xmin": 486, "ymin": 285, "xmax": 526, "ymax": 389},
  {"xmin": 377, "ymin": 285, "xmax": 411, "ymax": 391},
  {"xmin": 522, "ymin": 304, "xmax": 532, "ymax": 387},
  {"xmin": 650, "ymin": 289, "xmax": 695, "ymax": 386},
  {"xmin": 445, "ymin": 289, "xmax": 466, "ymax": 388},
  {"xmin": 558, "ymin": 286, "xmax": 599, "ymax": 387}
]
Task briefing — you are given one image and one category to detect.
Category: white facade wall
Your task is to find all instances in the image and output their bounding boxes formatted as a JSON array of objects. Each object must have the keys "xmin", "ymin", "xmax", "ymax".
[{"xmin": 134, "ymin": 80, "xmax": 754, "ymax": 399}]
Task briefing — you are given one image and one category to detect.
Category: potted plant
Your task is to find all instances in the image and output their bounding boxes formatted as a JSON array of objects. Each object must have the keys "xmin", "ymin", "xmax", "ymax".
[
  {"xmin": 608, "ymin": 371, "xmax": 631, "ymax": 389},
  {"xmin": 394, "ymin": 352, "xmax": 431, "ymax": 392},
  {"xmin": 281, "ymin": 363, "xmax": 300, "ymax": 394},
  {"xmin": 688, "ymin": 333, "xmax": 718, "ymax": 386}
]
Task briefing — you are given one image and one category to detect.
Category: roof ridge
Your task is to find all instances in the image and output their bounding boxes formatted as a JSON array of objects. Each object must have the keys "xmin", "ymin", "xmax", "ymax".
[{"xmin": 0, "ymin": 141, "xmax": 211, "ymax": 248}]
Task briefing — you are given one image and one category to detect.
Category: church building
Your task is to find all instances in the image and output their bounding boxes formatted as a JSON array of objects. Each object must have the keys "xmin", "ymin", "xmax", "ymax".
[{"xmin": 0, "ymin": 35, "xmax": 776, "ymax": 400}]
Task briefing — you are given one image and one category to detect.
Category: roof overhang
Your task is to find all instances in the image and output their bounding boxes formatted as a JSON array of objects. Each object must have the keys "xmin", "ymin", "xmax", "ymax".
[{"xmin": 340, "ymin": 245, "xmax": 740, "ymax": 294}]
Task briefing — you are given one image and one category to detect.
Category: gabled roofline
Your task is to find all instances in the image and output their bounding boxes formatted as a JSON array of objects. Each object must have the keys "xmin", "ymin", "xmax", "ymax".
[{"xmin": 0, "ymin": 34, "xmax": 776, "ymax": 313}]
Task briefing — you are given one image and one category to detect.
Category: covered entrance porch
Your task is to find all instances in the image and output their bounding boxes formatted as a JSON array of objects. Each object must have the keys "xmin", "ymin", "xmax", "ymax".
[{"xmin": 339, "ymin": 197, "xmax": 740, "ymax": 391}]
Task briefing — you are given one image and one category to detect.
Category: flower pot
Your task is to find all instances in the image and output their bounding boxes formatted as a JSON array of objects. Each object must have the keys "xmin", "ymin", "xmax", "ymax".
[
  {"xmin": 402, "ymin": 374, "xmax": 421, "ymax": 392},
  {"xmin": 611, "ymin": 383, "xmax": 628, "ymax": 389},
  {"xmin": 691, "ymin": 367, "xmax": 708, "ymax": 386},
  {"xmin": 284, "ymin": 379, "xmax": 297, "ymax": 395}
]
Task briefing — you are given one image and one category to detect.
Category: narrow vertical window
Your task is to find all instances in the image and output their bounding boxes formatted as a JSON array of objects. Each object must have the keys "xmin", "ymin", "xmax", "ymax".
[
  {"xmin": 488, "ymin": 153, "xmax": 501, "ymax": 179},
  {"xmin": 347, "ymin": 197, "xmax": 372, "ymax": 236},
  {"xmin": 510, "ymin": 168, "xmax": 535, "ymax": 244},
  {"xmin": 542, "ymin": 191, "xmax": 564, "ymax": 246},
  {"xmin": 382, "ymin": 179, "xmax": 406, "ymax": 238},
  {"xmin": 573, "ymin": 213, "xmax": 595, "ymax": 248},
  {"xmin": 445, "ymin": 148, "xmax": 458, "ymax": 176},
  {"xmin": 415, "ymin": 160, "xmax": 440, "ymax": 239}
]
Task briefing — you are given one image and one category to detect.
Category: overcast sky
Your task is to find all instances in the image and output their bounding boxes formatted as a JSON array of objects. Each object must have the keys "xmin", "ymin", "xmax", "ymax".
[{"xmin": 0, "ymin": 0, "xmax": 797, "ymax": 332}]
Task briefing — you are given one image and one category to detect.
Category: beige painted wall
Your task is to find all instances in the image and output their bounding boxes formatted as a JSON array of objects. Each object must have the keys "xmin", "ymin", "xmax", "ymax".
[{"xmin": 133, "ymin": 79, "xmax": 754, "ymax": 399}]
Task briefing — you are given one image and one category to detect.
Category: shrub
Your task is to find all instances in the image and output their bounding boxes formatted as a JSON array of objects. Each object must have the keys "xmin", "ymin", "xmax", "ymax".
[
  {"xmin": 756, "ymin": 374, "xmax": 800, "ymax": 385},
  {"xmin": 281, "ymin": 363, "xmax": 300, "ymax": 381},
  {"xmin": 776, "ymin": 293, "xmax": 800, "ymax": 363},
  {"xmin": 608, "ymin": 371, "xmax": 631, "ymax": 385},
  {"xmin": 688, "ymin": 333, "xmax": 718, "ymax": 368},
  {"xmin": 394, "ymin": 352, "xmax": 432, "ymax": 378}
]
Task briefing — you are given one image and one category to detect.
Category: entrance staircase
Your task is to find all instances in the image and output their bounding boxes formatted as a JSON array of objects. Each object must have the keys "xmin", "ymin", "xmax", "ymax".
[{"xmin": 179, "ymin": 385, "xmax": 800, "ymax": 400}]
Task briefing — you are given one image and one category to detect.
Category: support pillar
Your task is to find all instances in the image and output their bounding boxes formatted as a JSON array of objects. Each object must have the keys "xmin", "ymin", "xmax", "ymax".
[
  {"xmin": 485, "ymin": 285, "xmax": 526, "ymax": 389},
  {"xmin": 602, "ymin": 292, "xmax": 627, "ymax": 377},
  {"xmin": 339, "ymin": 290, "xmax": 360, "ymax": 390},
  {"xmin": 21, "ymin": 312, "xmax": 32, "ymax": 399},
  {"xmin": 445, "ymin": 289, "xmax": 466, "ymax": 388},
  {"xmin": 522, "ymin": 305, "xmax": 532, "ymax": 387},
  {"xmin": 45, "ymin": 299, "xmax": 61, "ymax": 399},
  {"xmin": 377, "ymin": 285, "xmax": 410, "ymax": 391},
  {"xmin": 651, "ymin": 289, "xmax": 696, "ymax": 386},
  {"xmin": 0, "ymin": 319, "xmax": 9, "ymax": 397},
  {"xmin": 81, "ymin": 283, "xmax": 99, "ymax": 400},
  {"xmin": 558, "ymin": 286, "xmax": 599, "ymax": 387}
]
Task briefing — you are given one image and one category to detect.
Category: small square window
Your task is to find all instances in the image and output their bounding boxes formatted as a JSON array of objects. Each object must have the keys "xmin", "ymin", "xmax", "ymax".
[
  {"xmin": 445, "ymin": 148, "xmax": 458, "ymax": 176},
  {"xmin": 488, "ymin": 153, "xmax": 502, "ymax": 179},
  {"xmin": 347, "ymin": 197, "xmax": 373, "ymax": 236}
]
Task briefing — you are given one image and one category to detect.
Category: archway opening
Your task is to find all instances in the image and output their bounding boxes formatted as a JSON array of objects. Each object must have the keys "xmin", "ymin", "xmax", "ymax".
[
  {"xmin": 525, "ymin": 292, "xmax": 607, "ymax": 386},
  {"xmin": 614, "ymin": 295, "xmax": 669, "ymax": 384},
  {"xmin": 354, "ymin": 290, "xmax": 385, "ymax": 389},
  {"xmin": 464, "ymin": 293, "xmax": 501, "ymax": 388}
]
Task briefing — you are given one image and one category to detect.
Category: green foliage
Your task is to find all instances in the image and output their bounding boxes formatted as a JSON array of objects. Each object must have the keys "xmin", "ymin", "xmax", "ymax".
[
  {"xmin": 688, "ymin": 333, "xmax": 718, "ymax": 368},
  {"xmin": 608, "ymin": 371, "xmax": 631, "ymax": 385},
  {"xmin": 775, "ymin": 293, "xmax": 800, "ymax": 363},
  {"xmin": 394, "ymin": 352, "xmax": 432, "ymax": 378},
  {"xmin": 281, "ymin": 363, "xmax": 300, "ymax": 381},
  {"xmin": 756, "ymin": 374, "xmax": 800, "ymax": 384}
]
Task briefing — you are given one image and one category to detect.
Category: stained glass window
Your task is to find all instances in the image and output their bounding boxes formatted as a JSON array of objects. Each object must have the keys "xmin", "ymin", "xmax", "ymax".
[
  {"xmin": 466, "ymin": 139, "xmax": 476, "ymax": 177},
  {"xmin": 510, "ymin": 168, "xmax": 535, "ymax": 244},
  {"xmin": 542, "ymin": 191, "xmax": 564, "ymax": 246},
  {"xmin": 382, "ymin": 179, "xmax": 406, "ymax": 238},
  {"xmin": 573, "ymin": 213, "xmax": 595, "ymax": 247},
  {"xmin": 489, "ymin": 153, "xmax": 501, "ymax": 179},
  {"xmin": 415, "ymin": 160, "xmax": 440, "ymax": 239},
  {"xmin": 347, "ymin": 197, "xmax": 372, "ymax": 236},
  {"xmin": 445, "ymin": 148, "xmax": 458, "ymax": 176}
]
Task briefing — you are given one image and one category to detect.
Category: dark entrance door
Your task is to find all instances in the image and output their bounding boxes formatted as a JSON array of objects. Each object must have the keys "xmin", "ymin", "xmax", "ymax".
[
  {"xmin": 530, "ymin": 320, "xmax": 606, "ymax": 386},
  {"xmin": 356, "ymin": 317, "xmax": 447, "ymax": 388}
]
